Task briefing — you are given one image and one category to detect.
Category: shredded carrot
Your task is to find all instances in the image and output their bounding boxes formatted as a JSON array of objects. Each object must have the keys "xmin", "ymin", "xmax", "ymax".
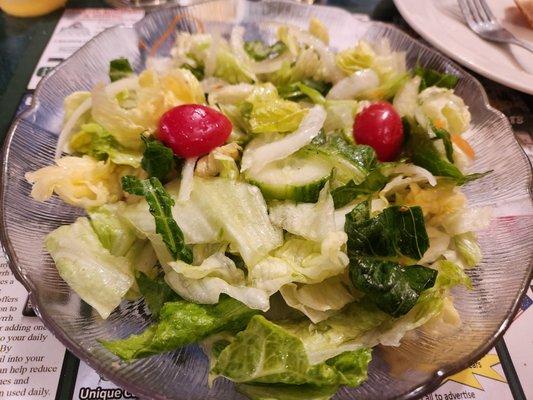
[
  {"xmin": 139, "ymin": 39, "xmax": 149, "ymax": 51},
  {"xmin": 451, "ymin": 134, "xmax": 475, "ymax": 159},
  {"xmin": 149, "ymin": 15, "xmax": 205, "ymax": 58}
]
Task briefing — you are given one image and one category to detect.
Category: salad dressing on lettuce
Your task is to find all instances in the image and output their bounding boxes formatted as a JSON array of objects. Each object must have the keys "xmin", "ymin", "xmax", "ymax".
[{"xmin": 25, "ymin": 18, "xmax": 491, "ymax": 400}]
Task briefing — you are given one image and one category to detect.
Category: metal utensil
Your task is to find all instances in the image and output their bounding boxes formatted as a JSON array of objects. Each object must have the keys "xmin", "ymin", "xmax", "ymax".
[{"xmin": 458, "ymin": 0, "xmax": 533, "ymax": 53}]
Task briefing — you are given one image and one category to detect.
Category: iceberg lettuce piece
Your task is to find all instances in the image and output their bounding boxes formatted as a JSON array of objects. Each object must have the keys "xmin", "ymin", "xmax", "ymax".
[
  {"xmin": 69, "ymin": 123, "xmax": 143, "ymax": 168},
  {"xmin": 269, "ymin": 185, "xmax": 336, "ymax": 242},
  {"xmin": 166, "ymin": 252, "xmax": 270, "ymax": 311},
  {"xmin": 323, "ymin": 100, "xmax": 359, "ymax": 136},
  {"xmin": 121, "ymin": 181, "xmax": 222, "ymax": 248},
  {"xmin": 248, "ymin": 232, "xmax": 349, "ymax": 294},
  {"xmin": 442, "ymin": 207, "xmax": 492, "ymax": 236},
  {"xmin": 242, "ymin": 86, "xmax": 307, "ymax": 134},
  {"xmin": 45, "ymin": 217, "xmax": 134, "ymax": 319},
  {"xmin": 88, "ymin": 203, "xmax": 138, "ymax": 257},
  {"xmin": 192, "ymin": 178, "xmax": 283, "ymax": 266},
  {"xmin": 280, "ymin": 278, "xmax": 354, "ymax": 323},
  {"xmin": 302, "ymin": 133, "xmax": 377, "ymax": 185},
  {"xmin": 453, "ymin": 232, "xmax": 482, "ymax": 268},
  {"xmin": 214, "ymin": 46, "xmax": 256, "ymax": 84}
]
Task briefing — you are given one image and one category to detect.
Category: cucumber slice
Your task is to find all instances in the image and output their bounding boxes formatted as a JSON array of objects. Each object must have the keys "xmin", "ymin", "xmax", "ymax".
[{"xmin": 245, "ymin": 154, "xmax": 332, "ymax": 203}]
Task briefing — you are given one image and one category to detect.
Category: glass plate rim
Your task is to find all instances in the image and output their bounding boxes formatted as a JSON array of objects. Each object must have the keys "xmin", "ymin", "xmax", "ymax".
[{"xmin": 0, "ymin": 1, "xmax": 532, "ymax": 399}]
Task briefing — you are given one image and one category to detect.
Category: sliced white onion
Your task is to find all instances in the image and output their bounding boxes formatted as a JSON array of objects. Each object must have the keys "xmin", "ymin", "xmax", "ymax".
[
  {"xmin": 291, "ymin": 28, "xmax": 344, "ymax": 83},
  {"xmin": 326, "ymin": 69, "xmax": 379, "ymax": 100},
  {"xmin": 241, "ymin": 105, "xmax": 326, "ymax": 173},
  {"xmin": 178, "ymin": 157, "xmax": 198, "ymax": 202}
]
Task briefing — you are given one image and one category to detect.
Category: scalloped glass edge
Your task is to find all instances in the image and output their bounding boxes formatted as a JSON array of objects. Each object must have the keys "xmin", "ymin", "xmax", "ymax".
[{"xmin": 0, "ymin": 1, "xmax": 531, "ymax": 399}]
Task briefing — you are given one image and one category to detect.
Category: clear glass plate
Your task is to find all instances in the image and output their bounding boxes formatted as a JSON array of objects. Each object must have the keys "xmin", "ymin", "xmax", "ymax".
[{"xmin": 1, "ymin": 1, "xmax": 532, "ymax": 399}]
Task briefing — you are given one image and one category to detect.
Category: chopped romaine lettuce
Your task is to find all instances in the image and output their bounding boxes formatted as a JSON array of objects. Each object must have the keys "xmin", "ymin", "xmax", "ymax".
[
  {"xmin": 303, "ymin": 133, "xmax": 377, "ymax": 185},
  {"xmin": 101, "ymin": 296, "xmax": 258, "ymax": 361},
  {"xmin": 140, "ymin": 137, "xmax": 176, "ymax": 181},
  {"xmin": 122, "ymin": 176, "xmax": 193, "ymax": 263},
  {"xmin": 213, "ymin": 315, "xmax": 371, "ymax": 386},
  {"xmin": 137, "ymin": 272, "xmax": 179, "ymax": 318},
  {"xmin": 331, "ymin": 170, "xmax": 388, "ymax": 208},
  {"xmin": 414, "ymin": 66, "xmax": 459, "ymax": 91}
]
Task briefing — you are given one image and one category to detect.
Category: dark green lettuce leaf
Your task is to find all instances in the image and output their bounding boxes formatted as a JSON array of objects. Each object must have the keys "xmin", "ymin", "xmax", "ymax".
[
  {"xmin": 141, "ymin": 137, "xmax": 176, "ymax": 181},
  {"xmin": 331, "ymin": 170, "xmax": 388, "ymax": 208},
  {"xmin": 244, "ymin": 40, "xmax": 287, "ymax": 61},
  {"xmin": 121, "ymin": 176, "xmax": 192, "ymax": 263},
  {"xmin": 349, "ymin": 257, "xmax": 437, "ymax": 317},
  {"xmin": 414, "ymin": 66, "xmax": 459, "ymax": 91},
  {"xmin": 109, "ymin": 58, "xmax": 134, "ymax": 82},
  {"xmin": 304, "ymin": 133, "xmax": 377, "ymax": 184},
  {"xmin": 101, "ymin": 296, "xmax": 257, "ymax": 361},
  {"xmin": 431, "ymin": 125, "xmax": 454, "ymax": 163},
  {"xmin": 137, "ymin": 272, "xmax": 179, "ymax": 318},
  {"xmin": 213, "ymin": 315, "xmax": 371, "ymax": 387},
  {"xmin": 408, "ymin": 125, "xmax": 490, "ymax": 185},
  {"xmin": 277, "ymin": 79, "xmax": 332, "ymax": 103},
  {"xmin": 345, "ymin": 202, "xmax": 429, "ymax": 261}
]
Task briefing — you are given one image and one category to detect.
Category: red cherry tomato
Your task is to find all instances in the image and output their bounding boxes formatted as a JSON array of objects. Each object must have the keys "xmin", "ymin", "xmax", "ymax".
[
  {"xmin": 158, "ymin": 104, "xmax": 232, "ymax": 158},
  {"xmin": 353, "ymin": 101, "xmax": 404, "ymax": 162}
]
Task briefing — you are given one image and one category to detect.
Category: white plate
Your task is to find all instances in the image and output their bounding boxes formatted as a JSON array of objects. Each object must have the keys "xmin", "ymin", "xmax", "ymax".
[{"xmin": 394, "ymin": 0, "xmax": 533, "ymax": 94}]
